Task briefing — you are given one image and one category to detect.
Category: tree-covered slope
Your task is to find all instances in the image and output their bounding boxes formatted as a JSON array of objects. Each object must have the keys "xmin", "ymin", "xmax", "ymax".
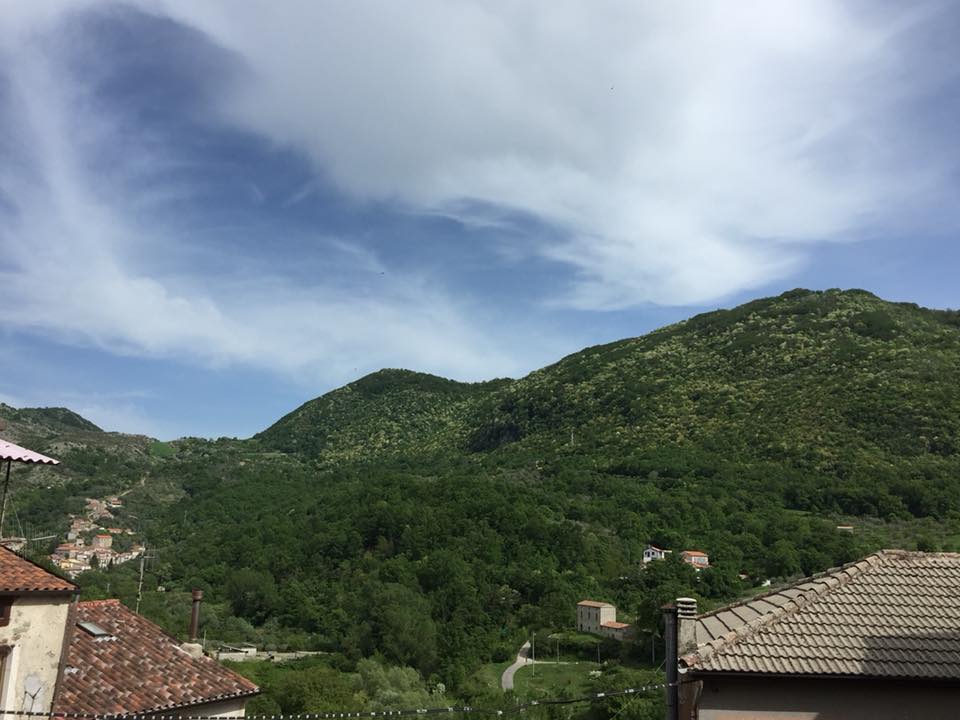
[
  {"xmin": 0, "ymin": 404, "xmax": 171, "ymax": 535},
  {"xmin": 13, "ymin": 288, "xmax": 960, "ymax": 694},
  {"xmin": 256, "ymin": 369, "xmax": 510, "ymax": 462},
  {"xmin": 466, "ymin": 288, "xmax": 960, "ymax": 515}
]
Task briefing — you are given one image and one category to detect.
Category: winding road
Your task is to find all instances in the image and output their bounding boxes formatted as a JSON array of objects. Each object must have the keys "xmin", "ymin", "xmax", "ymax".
[{"xmin": 500, "ymin": 641, "xmax": 531, "ymax": 690}]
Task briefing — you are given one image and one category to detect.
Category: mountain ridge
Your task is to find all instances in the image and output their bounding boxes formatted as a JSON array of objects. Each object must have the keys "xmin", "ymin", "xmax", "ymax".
[{"xmin": 6, "ymin": 287, "xmax": 960, "ymax": 692}]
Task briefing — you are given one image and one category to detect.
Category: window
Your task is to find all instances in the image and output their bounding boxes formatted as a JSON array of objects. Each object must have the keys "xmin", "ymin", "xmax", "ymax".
[
  {"xmin": 0, "ymin": 598, "xmax": 13, "ymax": 627},
  {"xmin": 77, "ymin": 621, "xmax": 111, "ymax": 638}
]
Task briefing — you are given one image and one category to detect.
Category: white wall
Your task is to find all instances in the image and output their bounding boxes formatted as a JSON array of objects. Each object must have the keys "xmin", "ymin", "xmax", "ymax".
[{"xmin": 0, "ymin": 596, "xmax": 72, "ymax": 715}]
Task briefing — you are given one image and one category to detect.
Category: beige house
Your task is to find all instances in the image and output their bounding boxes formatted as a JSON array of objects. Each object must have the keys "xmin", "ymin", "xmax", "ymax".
[
  {"xmin": 576, "ymin": 600, "xmax": 616, "ymax": 634},
  {"xmin": 0, "ymin": 546, "xmax": 257, "ymax": 718},
  {"xmin": 577, "ymin": 600, "xmax": 634, "ymax": 640},
  {"xmin": 671, "ymin": 550, "xmax": 960, "ymax": 720},
  {"xmin": 680, "ymin": 550, "xmax": 709, "ymax": 569},
  {"xmin": 598, "ymin": 620, "xmax": 634, "ymax": 641},
  {"xmin": 0, "ymin": 548, "xmax": 76, "ymax": 714}
]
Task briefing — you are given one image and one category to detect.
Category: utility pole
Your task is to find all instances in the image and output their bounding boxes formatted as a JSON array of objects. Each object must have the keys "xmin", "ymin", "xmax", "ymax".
[
  {"xmin": 531, "ymin": 633, "xmax": 536, "ymax": 678},
  {"xmin": 0, "ymin": 459, "xmax": 11, "ymax": 538},
  {"xmin": 135, "ymin": 546, "xmax": 156, "ymax": 612}
]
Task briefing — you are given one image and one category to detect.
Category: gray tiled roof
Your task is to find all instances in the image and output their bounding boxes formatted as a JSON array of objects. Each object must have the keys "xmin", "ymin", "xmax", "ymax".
[{"xmin": 682, "ymin": 550, "xmax": 960, "ymax": 679}]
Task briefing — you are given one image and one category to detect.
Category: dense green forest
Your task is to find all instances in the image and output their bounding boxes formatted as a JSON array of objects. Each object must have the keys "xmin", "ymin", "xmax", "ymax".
[{"xmin": 5, "ymin": 288, "xmax": 960, "ymax": 713}]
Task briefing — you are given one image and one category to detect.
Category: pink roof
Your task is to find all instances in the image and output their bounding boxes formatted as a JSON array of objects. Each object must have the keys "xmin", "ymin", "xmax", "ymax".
[
  {"xmin": 0, "ymin": 439, "xmax": 59, "ymax": 465},
  {"xmin": 601, "ymin": 621, "xmax": 631, "ymax": 629}
]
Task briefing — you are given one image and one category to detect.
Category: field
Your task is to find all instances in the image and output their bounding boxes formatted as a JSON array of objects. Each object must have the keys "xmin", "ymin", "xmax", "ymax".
[{"xmin": 511, "ymin": 662, "xmax": 600, "ymax": 697}]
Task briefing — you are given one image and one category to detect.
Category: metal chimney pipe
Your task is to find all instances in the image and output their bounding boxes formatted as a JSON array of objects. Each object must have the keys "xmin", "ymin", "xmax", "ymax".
[
  {"xmin": 663, "ymin": 603, "xmax": 678, "ymax": 720},
  {"xmin": 189, "ymin": 589, "xmax": 203, "ymax": 642},
  {"xmin": 677, "ymin": 597, "xmax": 698, "ymax": 656}
]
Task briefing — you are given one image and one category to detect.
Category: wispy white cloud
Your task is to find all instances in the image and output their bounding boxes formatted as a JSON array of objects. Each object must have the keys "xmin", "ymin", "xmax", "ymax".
[
  {"xmin": 140, "ymin": 0, "xmax": 958, "ymax": 308},
  {"xmin": 0, "ymin": 12, "xmax": 546, "ymax": 390},
  {"xmin": 0, "ymin": 0, "xmax": 956, "ymax": 402}
]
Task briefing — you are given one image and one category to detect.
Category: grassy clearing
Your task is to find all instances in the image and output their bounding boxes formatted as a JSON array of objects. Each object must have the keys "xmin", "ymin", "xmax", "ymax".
[
  {"xmin": 149, "ymin": 441, "xmax": 176, "ymax": 458},
  {"xmin": 511, "ymin": 662, "xmax": 600, "ymax": 698},
  {"xmin": 469, "ymin": 660, "xmax": 514, "ymax": 693}
]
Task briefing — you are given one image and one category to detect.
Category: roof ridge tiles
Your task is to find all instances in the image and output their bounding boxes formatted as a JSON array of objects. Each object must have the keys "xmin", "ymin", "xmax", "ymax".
[{"xmin": 682, "ymin": 551, "xmax": 893, "ymax": 668}]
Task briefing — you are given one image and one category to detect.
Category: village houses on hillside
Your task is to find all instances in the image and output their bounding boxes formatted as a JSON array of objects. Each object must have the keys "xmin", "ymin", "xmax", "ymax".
[
  {"xmin": 50, "ymin": 496, "xmax": 144, "ymax": 577},
  {"xmin": 643, "ymin": 544, "xmax": 710, "ymax": 569}
]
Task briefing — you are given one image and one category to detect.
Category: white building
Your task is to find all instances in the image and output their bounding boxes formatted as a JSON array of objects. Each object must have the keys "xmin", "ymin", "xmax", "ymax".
[
  {"xmin": 643, "ymin": 545, "xmax": 672, "ymax": 563},
  {"xmin": 681, "ymin": 550, "xmax": 710, "ymax": 569}
]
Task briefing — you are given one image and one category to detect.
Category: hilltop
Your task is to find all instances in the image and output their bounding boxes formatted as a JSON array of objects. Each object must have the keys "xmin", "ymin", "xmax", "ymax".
[
  {"xmin": 256, "ymin": 370, "xmax": 510, "ymax": 461},
  {"xmin": 259, "ymin": 289, "xmax": 960, "ymax": 517}
]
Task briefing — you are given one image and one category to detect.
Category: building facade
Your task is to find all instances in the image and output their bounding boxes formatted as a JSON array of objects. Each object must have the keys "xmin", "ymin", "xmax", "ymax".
[
  {"xmin": 672, "ymin": 551, "xmax": 960, "ymax": 719},
  {"xmin": 0, "ymin": 546, "xmax": 257, "ymax": 718},
  {"xmin": 576, "ymin": 600, "xmax": 616, "ymax": 634},
  {"xmin": 680, "ymin": 550, "xmax": 709, "ymax": 569},
  {"xmin": 642, "ymin": 545, "xmax": 671, "ymax": 563},
  {"xmin": 0, "ymin": 553, "xmax": 76, "ymax": 715}
]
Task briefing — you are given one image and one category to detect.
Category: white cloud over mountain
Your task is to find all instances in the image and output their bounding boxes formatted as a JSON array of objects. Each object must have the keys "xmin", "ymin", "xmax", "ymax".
[
  {"xmin": 0, "ymin": 0, "xmax": 956, "ymax": 401},
  {"xmin": 148, "ymin": 0, "xmax": 953, "ymax": 307}
]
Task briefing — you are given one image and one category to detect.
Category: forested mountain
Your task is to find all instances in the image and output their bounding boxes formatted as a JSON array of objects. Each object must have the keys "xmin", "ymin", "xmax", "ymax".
[{"xmin": 7, "ymin": 288, "xmax": 960, "ymax": 694}]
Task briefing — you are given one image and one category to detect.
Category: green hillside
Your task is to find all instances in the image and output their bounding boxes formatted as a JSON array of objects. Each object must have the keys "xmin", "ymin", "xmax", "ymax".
[
  {"xmin": 256, "ymin": 370, "xmax": 510, "ymax": 462},
  {"xmin": 9, "ymin": 288, "xmax": 960, "ymax": 698}
]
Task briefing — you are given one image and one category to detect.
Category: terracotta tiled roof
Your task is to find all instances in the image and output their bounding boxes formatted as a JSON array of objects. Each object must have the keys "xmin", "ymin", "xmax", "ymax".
[
  {"xmin": 578, "ymin": 600, "xmax": 615, "ymax": 608},
  {"xmin": 0, "ymin": 545, "xmax": 76, "ymax": 593},
  {"xmin": 56, "ymin": 600, "xmax": 258, "ymax": 715},
  {"xmin": 683, "ymin": 550, "xmax": 960, "ymax": 679},
  {"xmin": 601, "ymin": 621, "xmax": 631, "ymax": 629}
]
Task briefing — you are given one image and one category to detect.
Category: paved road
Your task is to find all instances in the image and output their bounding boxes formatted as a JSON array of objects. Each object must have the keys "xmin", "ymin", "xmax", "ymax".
[{"xmin": 500, "ymin": 641, "xmax": 531, "ymax": 690}]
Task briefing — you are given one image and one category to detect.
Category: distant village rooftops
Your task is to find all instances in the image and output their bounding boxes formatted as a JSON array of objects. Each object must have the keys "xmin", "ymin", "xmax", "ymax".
[{"xmin": 644, "ymin": 544, "xmax": 710, "ymax": 568}]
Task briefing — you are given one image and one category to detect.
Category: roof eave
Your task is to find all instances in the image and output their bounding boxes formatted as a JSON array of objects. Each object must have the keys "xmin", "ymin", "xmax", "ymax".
[{"xmin": 689, "ymin": 669, "xmax": 960, "ymax": 686}]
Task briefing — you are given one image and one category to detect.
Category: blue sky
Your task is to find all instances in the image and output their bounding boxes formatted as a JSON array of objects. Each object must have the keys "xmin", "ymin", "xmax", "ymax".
[{"xmin": 0, "ymin": 1, "xmax": 958, "ymax": 439}]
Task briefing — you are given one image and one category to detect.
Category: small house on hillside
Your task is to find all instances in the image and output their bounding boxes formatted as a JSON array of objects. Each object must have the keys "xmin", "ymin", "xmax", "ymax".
[
  {"xmin": 577, "ymin": 600, "xmax": 616, "ymax": 633},
  {"xmin": 576, "ymin": 600, "xmax": 635, "ymax": 640},
  {"xmin": 681, "ymin": 550, "xmax": 709, "ymax": 569},
  {"xmin": 643, "ymin": 544, "xmax": 672, "ymax": 563},
  {"xmin": 668, "ymin": 550, "xmax": 960, "ymax": 720}
]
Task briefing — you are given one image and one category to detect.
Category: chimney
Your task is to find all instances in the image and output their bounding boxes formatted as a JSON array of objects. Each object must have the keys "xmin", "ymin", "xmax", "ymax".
[
  {"xmin": 189, "ymin": 589, "xmax": 203, "ymax": 641},
  {"xmin": 677, "ymin": 597, "xmax": 698, "ymax": 656},
  {"xmin": 182, "ymin": 589, "xmax": 204, "ymax": 659},
  {"xmin": 662, "ymin": 603, "xmax": 678, "ymax": 720}
]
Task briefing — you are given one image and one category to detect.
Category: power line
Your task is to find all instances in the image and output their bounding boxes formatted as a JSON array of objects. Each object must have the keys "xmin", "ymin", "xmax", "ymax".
[{"xmin": 0, "ymin": 683, "xmax": 671, "ymax": 720}]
